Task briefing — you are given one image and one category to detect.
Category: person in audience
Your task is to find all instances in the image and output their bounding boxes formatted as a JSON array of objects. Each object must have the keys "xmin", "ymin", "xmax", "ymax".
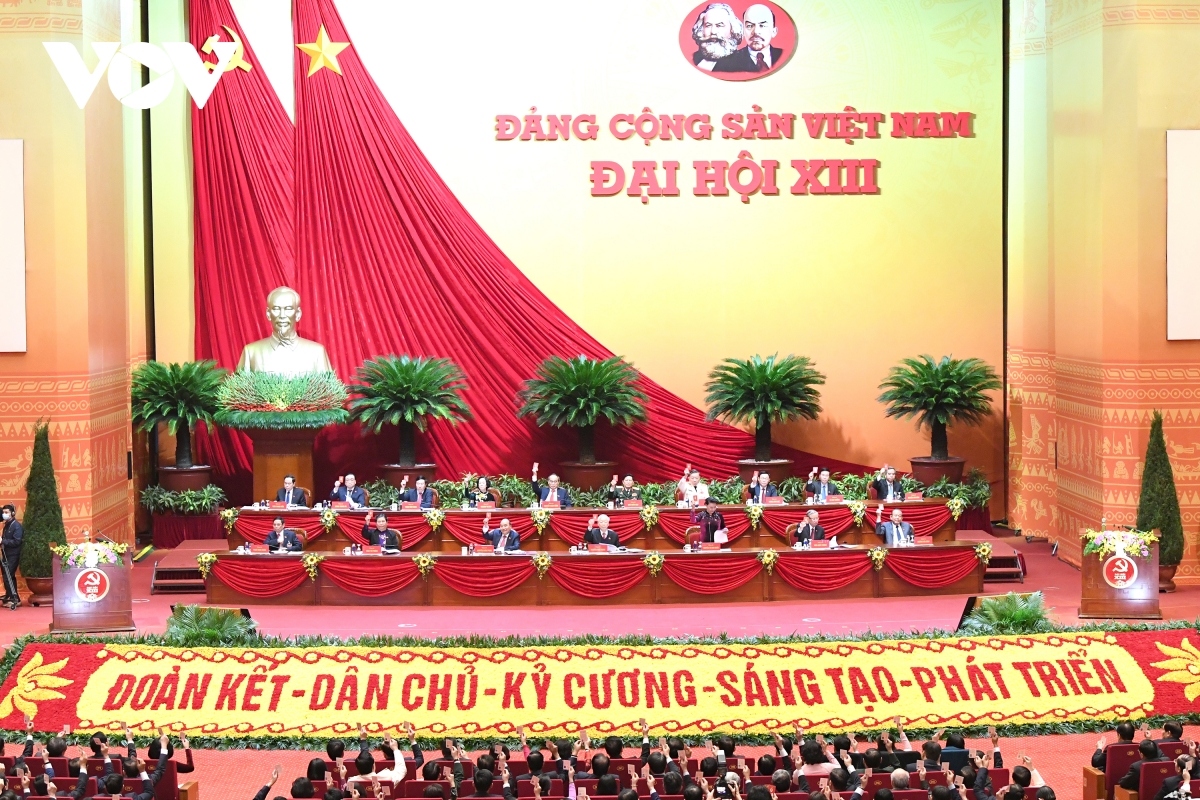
[
  {"xmin": 890, "ymin": 769, "xmax": 910, "ymax": 790},
  {"xmin": 482, "ymin": 514, "xmax": 521, "ymax": 551},
  {"xmin": 330, "ymin": 474, "xmax": 367, "ymax": 508},
  {"xmin": 678, "ymin": 467, "xmax": 709, "ymax": 507},
  {"xmin": 1036, "ymin": 789, "xmax": 1056, "ymax": 800},
  {"xmin": 1012, "ymin": 756, "xmax": 1045, "ymax": 788},
  {"xmin": 747, "ymin": 472, "xmax": 778, "ymax": 504},
  {"xmin": 362, "ymin": 512, "xmax": 401, "ymax": 550},
  {"xmin": 254, "ymin": 765, "xmax": 284, "ymax": 800},
  {"xmin": 796, "ymin": 739, "xmax": 837, "ymax": 779},
  {"xmin": 876, "ymin": 506, "xmax": 914, "ymax": 546},
  {"xmin": 805, "ymin": 468, "xmax": 840, "ymax": 502},
  {"xmin": 921, "ymin": 741, "xmax": 943, "ymax": 772},
  {"xmin": 585, "ymin": 514, "xmax": 620, "ymax": 546},
  {"xmin": 597, "ymin": 774, "xmax": 620, "ymax": 795},
  {"xmin": 307, "ymin": 758, "xmax": 326, "ymax": 781},
  {"xmin": 575, "ymin": 751, "xmax": 612, "ymax": 780},
  {"xmin": 532, "ymin": 465, "xmax": 572, "ymax": 508},
  {"xmin": 466, "ymin": 477, "xmax": 496, "ymax": 507},
  {"xmin": 873, "ymin": 790, "xmax": 893, "ymax": 800},
  {"xmin": 276, "ymin": 475, "xmax": 309, "ymax": 508},
  {"xmin": 793, "ymin": 509, "xmax": 825, "ymax": 544},
  {"xmin": 265, "ymin": 517, "xmax": 303, "ymax": 553},
  {"xmin": 771, "ymin": 769, "xmax": 792, "ymax": 793},
  {"xmin": 1119, "ymin": 739, "xmax": 1167, "ymax": 790},
  {"xmin": 608, "ymin": 475, "xmax": 642, "ymax": 507},
  {"xmin": 401, "ymin": 476, "xmax": 436, "ymax": 508},
  {"xmin": 145, "ymin": 728, "xmax": 195, "ymax": 774},
  {"xmin": 1094, "ymin": 722, "xmax": 1137, "ymax": 770},
  {"xmin": 291, "ymin": 776, "xmax": 316, "ymax": 797},
  {"xmin": 872, "ymin": 465, "xmax": 905, "ymax": 502},
  {"xmin": 1152, "ymin": 754, "xmax": 1194, "ymax": 800},
  {"xmin": 470, "ymin": 769, "xmax": 497, "ymax": 798},
  {"xmin": 694, "ymin": 497, "xmax": 728, "ymax": 543},
  {"xmin": 1158, "ymin": 721, "xmax": 1185, "ymax": 744},
  {"xmin": 70, "ymin": 730, "xmax": 170, "ymax": 800}
]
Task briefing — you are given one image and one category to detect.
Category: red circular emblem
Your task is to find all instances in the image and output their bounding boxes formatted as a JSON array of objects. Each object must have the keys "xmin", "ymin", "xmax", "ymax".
[
  {"xmin": 1102, "ymin": 555, "xmax": 1138, "ymax": 589},
  {"xmin": 74, "ymin": 568, "xmax": 110, "ymax": 603}
]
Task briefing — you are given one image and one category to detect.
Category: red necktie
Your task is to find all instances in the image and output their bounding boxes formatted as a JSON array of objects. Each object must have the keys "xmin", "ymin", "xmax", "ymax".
[{"xmin": 756, "ymin": 52, "xmax": 766, "ymax": 71}]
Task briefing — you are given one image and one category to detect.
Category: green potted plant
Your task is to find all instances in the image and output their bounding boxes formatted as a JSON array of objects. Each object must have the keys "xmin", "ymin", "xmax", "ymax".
[
  {"xmin": 131, "ymin": 360, "xmax": 226, "ymax": 491},
  {"xmin": 517, "ymin": 355, "xmax": 648, "ymax": 489},
  {"xmin": 1137, "ymin": 410, "xmax": 1184, "ymax": 592},
  {"xmin": 349, "ymin": 355, "xmax": 472, "ymax": 487},
  {"xmin": 20, "ymin": 421, "xmax": 69, "ymax": 606},
  {"xmin": 704, "ymin": 354, "xmax": 825, "ymax": 482},
  {"xmin": 877, "ymin": 355, "xmax": 1000, "ymax": 485}
]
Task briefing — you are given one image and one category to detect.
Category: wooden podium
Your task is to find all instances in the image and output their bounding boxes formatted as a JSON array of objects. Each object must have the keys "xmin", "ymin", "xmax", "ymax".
[
  {"xmin": 51, "ymin": 553, "xmax": 135, "ymax": 633},
  {"xmin": 246, "ymin": 428, "xmax": 320, "ymax": 505},
  {"xmin": 1079, "ymin": 532, "xmax": 1161, "ymax": 619}
]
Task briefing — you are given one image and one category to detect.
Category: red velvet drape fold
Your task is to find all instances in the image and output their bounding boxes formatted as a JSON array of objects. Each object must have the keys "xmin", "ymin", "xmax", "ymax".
[
  {"xmin": 434, "ymin": 558, "xmax": 536, "ymax": 596},
  {"xmin": 772, "ymin": 552, "xmax": 872, "ymax": 593},
  {"xmin": 548, "ymin": 558, "xmax": 647, "ymax": 599},
  {"xmin": 211, "ymin": 559, "xmax": 308, "ymax": 598},
  {"xmin": 321, "ymin": 558, "xmax": 421, "ymax": 597},
  {"xmin": 660, "ymin": 553, "xmax": 762, "ymax": 595},
  {"xmin": 884, "ymin": 547, "xmax": 979, "ymax": 588}
]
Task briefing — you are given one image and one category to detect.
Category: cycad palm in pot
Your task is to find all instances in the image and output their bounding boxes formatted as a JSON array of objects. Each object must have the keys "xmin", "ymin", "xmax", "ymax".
[{"xmin": 131, "ymin": 361, "xmax": 226, "ymax": 491}]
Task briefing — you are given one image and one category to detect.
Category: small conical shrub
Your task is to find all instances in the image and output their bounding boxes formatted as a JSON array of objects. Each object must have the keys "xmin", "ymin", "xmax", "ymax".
[
  {"xmin": 1137, "ymin": 410, "xmax": 1184, "ymax": 566},
  {"xmin": 19, "ymin": 421, "xmax": 68, "ymax": 578}
]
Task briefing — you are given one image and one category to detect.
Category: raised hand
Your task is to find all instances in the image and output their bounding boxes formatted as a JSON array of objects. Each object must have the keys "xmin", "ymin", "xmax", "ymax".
[
  {"xmin": 611, "ymin": 476, "xmax": 619, "ymax": 487},
  {"xmin": 933, "ymin": 728, "xmax": 945, "ymax": 742},
  {"xmin": 640, "ymin": 718, "xmax": 649, "ymax": 736},
  {"xmin": 181, "ymin": 733, "xmax": 190, "ymax": 749},
  {"xmin": 1096, "ymin": 735, "xmax": 1107, "ymax": 750},
  {"xmin": 404, "ymin": 721, "xmax": 415, "ymax": 741},
  {"xmin": 335, "ymin": 477, "xmax": 344, "ymax": 488},
  {"xmin": 532, "ymin": 463, "xmax": 539, "ymax": 480},
  {"xmin": 270, "ymin": 765, "xmax": 282, "ymax": 786},
  {"xmin": 1141, "ymin": 722, "xmax": 1150, "ymax": 738},
  {"xmin": 401, "ymin": 476, "xmax": 409, "ymax": 488},
  {"xmin": 988, "ymin": 726, "xmax": 997, "ymax": 748},
  {"xmin": 809, "ymin": 467, "xmax": 818, "ymax": 479},
  {"xmin": 443, "ymin": 765, "xmax": 453, "ymax": 781}
]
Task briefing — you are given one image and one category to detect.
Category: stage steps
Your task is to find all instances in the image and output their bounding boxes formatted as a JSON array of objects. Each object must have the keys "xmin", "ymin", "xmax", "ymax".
[{"xmin": 150, "ymin": 541, "xmax": 211, "ymax": 594}]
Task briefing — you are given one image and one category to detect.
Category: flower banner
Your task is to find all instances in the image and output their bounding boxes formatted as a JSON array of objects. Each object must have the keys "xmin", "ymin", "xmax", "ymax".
[{"xmin": 0, "ymin": 631, "xmax": 1196, "ymax": 738}]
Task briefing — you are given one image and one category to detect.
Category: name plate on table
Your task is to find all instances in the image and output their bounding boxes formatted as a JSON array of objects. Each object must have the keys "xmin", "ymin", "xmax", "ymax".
[
  {"xmin": 622, "ymin": 499, "xmax": 643, "ymax": 509},
  {"xmin": 907, "ymin": 492, "xmax": 923, "ymax": 501},
  {"xmin": 401, "ymin": 502, "xmax": 421, "ymax": 511},
  {"xmin": 331, "ymin": 501, "xmax": 350, "ymax": 509},
  {"xmin": 268, "ymin": 501, "xmax": 287, "ymax": 510},
  {"xmin": 541, "ymin": 500, "xmax": 561, "ymax": 509},
  {"xmin": 248, "ymin": 544, "xmax": 269, "ymax": 554},
  {"xmin": 361, "ymin": 545, "xmax": 382, "ymax": 555},
  {"xmin": 475, "ymin": 545, "xmax": 495, "ymax": 554},
  {"xmin": 809, "ymin": 540, "xmax": 830, "ymax": 549},
  {"xmin": 587, "ymin": 544, "xmax": 609, "ymax": 553},
  {"xmin": 762, "ymin": 496, "xmax": 785, "ymax": 505},
  {"xmin": 476, "ymin": 501, "xmax": 496, "ymax": 510},
  {"xmin": 826, "ymin": 495, "xmax": 844, "ymax": 503},
  {"xmin": 698, "ymin": 542, "xmax": 722, "ymax": 552}
]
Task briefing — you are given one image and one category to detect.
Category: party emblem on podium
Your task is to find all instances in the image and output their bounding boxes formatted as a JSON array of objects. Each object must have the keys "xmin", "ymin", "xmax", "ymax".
[
  {"xmin": 74, "ymin": 568, "xmax": 110, "ymax": 603},
  {"xmin": 1102, "ymin": 555, "xmax": 1137, "ymax": 589}
]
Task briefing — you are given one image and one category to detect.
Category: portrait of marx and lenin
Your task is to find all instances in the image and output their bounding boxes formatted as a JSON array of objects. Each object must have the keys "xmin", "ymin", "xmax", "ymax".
[{"xmin": 680, "ymin": 1, "xmax": 796, "ymax": 81}]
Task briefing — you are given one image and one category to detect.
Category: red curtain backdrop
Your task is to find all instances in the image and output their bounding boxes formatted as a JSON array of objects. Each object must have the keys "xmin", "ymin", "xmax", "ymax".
[
  {"xmin": 211, "ymin": 559, "xmax": 308, "ymax": 598},
  {"xmin": 151, "ymin": 515, "xmax": 224, "ymax": 548},
  {"xmin": 884, "ymin": 547, "xmax": 979, "ymax": 588},
  {"xmin": 189, "ymin": 0, "xmax": 297, "ymax": 482},
  {"xmin": 321, "ymin": 557, "xmax": 420, "ymax": 597},
  {"xmin": 661, "ymin": 553, "xmax": 762, "ymax": 595},
  {"xmin": 433, "ymin": 558, "xmax": 536, "ymax": 597},
  {"xmin": 772, "ymin": 551, "xmax": 872, "ymax": 593},
  {"xmin": 548, "ymin": 558, "xmax": 648, "ymax": 599}
]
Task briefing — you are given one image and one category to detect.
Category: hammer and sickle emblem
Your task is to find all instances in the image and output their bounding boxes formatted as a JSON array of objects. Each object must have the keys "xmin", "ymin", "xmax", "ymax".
[{"xmin": 201, "ymin": 25, "xmax": 253, "ymax": 73}]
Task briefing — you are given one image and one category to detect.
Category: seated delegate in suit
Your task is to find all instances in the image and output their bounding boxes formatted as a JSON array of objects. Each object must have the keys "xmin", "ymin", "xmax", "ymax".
[
  {"xmin": 584, "ymin": 514, "xmax": 620, "ymax": 546},
  {"xmin": 872, "ymin": 464, "xmax": 905, "ymax": 502},
  {"xmin": 875, "ymin": 506, "xmax": 914, "ymax": 546},
  {"xmin": 531, "ymin": 464, "xmax": 572, "ymax": 508},
  {"xmin": 793, "ymin": 509, "xmax": 826, "ymax": 543},
  {"xmin": 330, "ymin": 473, "xmax": 367, "ymax": 508},
  {"xmin": 275, "ymin": 474, "xmax": 308, "ymax": 508},
  {"xmin": 694, "ymin": 497, "xmax": 728, "ymax": 543},
  {"xmin": 677, "ymin": 465, "xmax": 709, "ymax": 507},
  {"xmin": 399, "ymin": 475, "xmax": 435, "ymax": 508},
  {"xmin": 362, "ymin": 512, "xmax": 402, "ymax": 550},
  {"xmin": 805, "ymin": 467, "xmax": 840, "ymax": 503},
  {"xmin": 607, "ymin": 475, "xmax": 642, "ymax": 507},
  {"xmin": 465, "ymin": 476, "xmax": 495, "ymax": 507},
  {"xmin": 264, "ymin": 517, "xmax": 303, "ymax": 552},
  {"xmin": 747, "ymin": 471, "xmax": 779, "ymax": 504},
  {"xmin": 481, "ymin": 514, "xmax": 520, "ymax": 551}
]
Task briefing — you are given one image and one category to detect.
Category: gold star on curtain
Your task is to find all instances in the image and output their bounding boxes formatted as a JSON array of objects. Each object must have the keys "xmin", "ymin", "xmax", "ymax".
[{"xmin": 296, "ymin": 24, "xmax": 349, "ymax": 77}]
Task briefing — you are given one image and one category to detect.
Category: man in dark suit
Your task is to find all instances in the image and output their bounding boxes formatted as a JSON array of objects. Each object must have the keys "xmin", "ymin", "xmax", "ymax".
[
  {"xmin": 695, "ymin": 497, "xmax": 728, "ymax": 543},
  {"xmin": 748, "ymin": 471, "xmax": 779, "ymax": 504},
  {"xmin": 1, "ymin": 503, "xmax": 24, "ymax": 609},
  {"xmin": 400, "ymin": 476, "xmax": 435, "ymax": 508},
  {"xmin": 482, "ymin": 514, "xmax": 520, "ymax": 551},
  {"xmin": 805, "ymin": 468, "xmax": 840, "ymax": 502},
  {"xmin": 876, "ymin": 506, "xmax": 914, "ymax": 546},
  {"xmin": 264, "ymin": 517, "xmax": 303, "ymax": 552},
  {"xmin": 275, "ymin": 475, "xmax": 308, "ymax": 507},
  {"xmin": 1093, "ymin": 723, "xmax": 1138, "ymax": 770},
  {"xmin": 1158, "ymin": 721, "xmax": 1185, "ymax": 744},
  {"xmin": 69, "ymin": 731, "xmax": 169, "ymax": 800},
  {"xmin": 362, "ymin": 512, "xmax": 401, "ymax": 550},
  {"xmin": 330, "ymin": 473, "xmax": 367, "ymax": 507},
  {"xmin": 1151, "ymin": 755, "xmax": 1194, "ymax": 800},
  {"xmin": 872, "ymin": 465, "xmax": 905, "ymax": 502},
  {"xmin": 531, "ymin": 465, "xmax": 572, "ymax": 508},
  {"xmin": 793, "ymin": 509, "xmax": 825, "ymax": 543},
  {"xmin": 1119, "ymin": 739, "xmax": 1167, "ymax": 791},
  {"xmin": 713, "ymin": 4, "xmax": 783, "ymax": 74},
  {"xmin": 584, "ymin": 514, "xmax": 620, "ymax": 546}
]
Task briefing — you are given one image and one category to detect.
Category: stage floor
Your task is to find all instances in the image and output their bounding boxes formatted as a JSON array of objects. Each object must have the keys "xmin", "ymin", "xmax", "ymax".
[{"xmin": 0, "ymin": 530, "xmax": 1194, "ymax": 643}]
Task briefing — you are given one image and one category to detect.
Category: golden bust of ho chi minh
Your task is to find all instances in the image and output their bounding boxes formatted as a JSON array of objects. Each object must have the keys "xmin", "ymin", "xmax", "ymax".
[{"xmin": 237, "ymin": 286, "xmax": 333, "ymax": 376}]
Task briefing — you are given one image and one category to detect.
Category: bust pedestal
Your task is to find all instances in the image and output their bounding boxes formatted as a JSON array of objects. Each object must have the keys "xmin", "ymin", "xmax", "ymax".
[{"xmin": 246, "ymin": 428, "xmax": 320, "ymax": 505}]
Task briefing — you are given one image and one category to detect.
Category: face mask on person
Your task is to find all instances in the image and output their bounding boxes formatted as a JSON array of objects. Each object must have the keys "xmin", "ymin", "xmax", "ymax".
[{"xmin": 1, "ymin": 513, "xmax": 9, "ymax": 521}]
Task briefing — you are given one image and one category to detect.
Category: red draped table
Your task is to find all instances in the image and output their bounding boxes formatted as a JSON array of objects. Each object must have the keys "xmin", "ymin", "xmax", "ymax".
[
  {"xmin": 221, "ymin": 499, "xmax": 958, "ymax": 554},
  {"xmin": 205, "ymin": 543, "xmax": 985, "ymax": 606}
]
